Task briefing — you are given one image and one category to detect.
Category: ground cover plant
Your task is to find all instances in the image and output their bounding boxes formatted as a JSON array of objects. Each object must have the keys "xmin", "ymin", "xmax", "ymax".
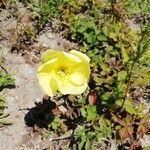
[
  {"xmin": 0, "ymin": 58, "xmax": 14, "ymax": 127},
  {"xmin": 1, "ymin": 0, "xmax": 150, "ymax": 149}
]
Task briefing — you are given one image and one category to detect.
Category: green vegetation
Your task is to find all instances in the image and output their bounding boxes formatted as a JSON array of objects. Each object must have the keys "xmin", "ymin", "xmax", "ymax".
[{"xmin": 0, "ymin": 61, "xmax": 14, "ymax": 127}]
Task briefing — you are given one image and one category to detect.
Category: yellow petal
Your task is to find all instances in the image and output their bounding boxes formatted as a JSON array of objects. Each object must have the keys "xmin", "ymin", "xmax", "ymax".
[
  {"xmin": 37, "ymin": 73, "xmax": 57, "ymax": 96},
  {"xmin": 41, "ymin": 49, "xmax": 60, "ymax": 63},
  {"xmin": 72, "ymin": 62, "xmax": 90, "ymax": 79},
  {"xmin": 69, "ymin": 50, "xmax": 90, "ymax": 63},
  {"xmin": 37, "ymin": 58, "xmax": 59, "ymax": 74},
  {"xmin": 61, "ymin": 51, "xmax": 81, "ymax": 66},
  {"xmin": 57, "ymin": 76, "xmax": 88, "ymax": 95},
  {"xmin": 69, "ymin": 72, "xmax": 85, "ymax": 86},
  {"xmin": 63, "ymin": 51, "xmax": 81, "ymax": 62}
]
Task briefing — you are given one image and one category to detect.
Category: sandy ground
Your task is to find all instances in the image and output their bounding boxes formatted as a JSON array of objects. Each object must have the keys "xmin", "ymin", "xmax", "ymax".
[{"xmin": 0, "ymin": 53, "xmax": 44, "ymax": 150}]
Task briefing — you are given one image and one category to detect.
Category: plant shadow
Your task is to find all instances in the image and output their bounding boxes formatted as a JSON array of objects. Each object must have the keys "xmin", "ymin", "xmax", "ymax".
[
  {"xmin": 24, "ymin": 97, "xmax": 56, "ymax": 128},
  {"xmin": 0, "ymin": 84, "xmax": 16, "ymax": 92},
  {"xmin": 24, "ymin": 95, "xmax": 82, "ymax": 131}
]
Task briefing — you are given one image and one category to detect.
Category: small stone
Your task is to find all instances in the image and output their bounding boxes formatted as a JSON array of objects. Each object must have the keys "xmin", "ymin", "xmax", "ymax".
[{"xmin": 58, "ymin": 105, "xmax": 67, "ymax": 114}]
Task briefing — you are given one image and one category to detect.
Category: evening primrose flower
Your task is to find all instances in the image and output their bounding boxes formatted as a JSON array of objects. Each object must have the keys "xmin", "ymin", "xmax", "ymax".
[{"xmin": 37, "ymin": 49, "xmax": 90, "ymax": 96}]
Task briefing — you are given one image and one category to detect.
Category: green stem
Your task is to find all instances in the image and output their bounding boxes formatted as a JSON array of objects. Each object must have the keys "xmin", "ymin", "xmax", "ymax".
[{"xmin": 119, "ymin": 29, "xmax": 149, "ymax": 112}]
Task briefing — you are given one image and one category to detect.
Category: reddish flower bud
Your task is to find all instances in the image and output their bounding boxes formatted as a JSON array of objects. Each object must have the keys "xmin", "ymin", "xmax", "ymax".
[{"xmin": 88, "ymin": 92, "xmax": 97, "ymax": 105}]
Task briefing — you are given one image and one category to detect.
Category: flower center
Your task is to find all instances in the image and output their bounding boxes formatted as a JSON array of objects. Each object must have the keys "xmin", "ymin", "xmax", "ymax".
[{"xmin": 57, "ymin": 67, "xmax": 70, "ymax": 76}]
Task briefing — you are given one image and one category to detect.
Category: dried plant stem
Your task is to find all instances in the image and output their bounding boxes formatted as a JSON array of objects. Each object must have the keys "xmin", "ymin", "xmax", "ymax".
[{"xmin": 49, "ymin": 130, "xmax": 74, "ymax": 141}]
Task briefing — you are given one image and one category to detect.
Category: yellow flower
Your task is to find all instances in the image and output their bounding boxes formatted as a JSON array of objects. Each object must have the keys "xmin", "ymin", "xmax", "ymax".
[{"xmin": 37, "ymin": 49, "xmax": 90, "ymax": 96}]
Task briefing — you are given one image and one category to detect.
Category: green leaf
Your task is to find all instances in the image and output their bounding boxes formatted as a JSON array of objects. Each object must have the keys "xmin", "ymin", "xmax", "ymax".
[
  {"xmin": 0, "ymin": 120, "xmax": 12, "ymax": 125},
  {"xmin": 0, "ymin": 73, "xmax": 14, "ymax": 87},
  {"xmin": 80, "ymin": 105, "xmax": 97, "ymax": 121},
  {"xmin": 85, "ymin": 140, "xmax": 91, "ymax": 150},
  {"xmin": 78, "ymin": 26, "xmax": 87, "ymax": 33},
  {"xmin": 124, "ymin": 99, "xmax": 135, "ymax": 115},
  {"xmin": 132, "ymin": 66, "xmax": 150, "ymax": 86},
  {"xmin": 101, "ymin": 93, "xmax": 110, "ymax": 102},
  {"xmin": 49, "ymin": 116, "xmax": 61, "ymax": 130},
  {"xmin": 93, "ymin": 125, "xmax": 101, "ymax": 131},
  {"xmin": 79, "ymin": 139, "xmax": 86, "ymax": 150},
  {"xmin": 0, "ymin": 100, "xmax": 5, "ymax": 108},
  {"xmin": 143, "ymin": 146, "xmax": 150, "ymax": 150},
  {"xmin": 119, "ymin": 43, "xmax": 129, "ymax": 64},
  {"xmin": 116, "ymin": 99, "xmax": 143, "ymax": 117},
  {"xmin": 86, "ymin": 105, "xmax": 97, "ymax": 121},
  {"xmin": 101, "ymin": 63, "xmax": 110, "ymax": 74},
  {"xmin": 0, "ymin": 109, "xmax": 4, "ymax": 115},
  {"xmin": 96, "ymin": 132, "xmax": 104, "ymax": 142},
  {"xmin": 139, "ymin": 50, "xmax": 150, "ymax": 65},
  {"xmin": 97, "ymin": 34, "xmax": 107, "ymax": 41},
  {"xmin": 80, "ymin": 107, "xmax": 87, "ymax": 118},
  {"xmin": 0, "ymin": 113, "xmax": 10, "ymax": 119},
  {"xmin": 75, "ymin": 126, "xmax": 87, "ymax": 150},
  {"xmin": 93, "ymin": 74, "xmax": 103, "ymax": 84},
  {"xmin": 84, "ymin": 33, "xmax": 94, "ymax": 44},
  {"xmin": 87, "ymin": 131, "xmax": 95, "ymax": 139},
  {"xmin": 118, "ymin": 71, "xmax": 127, "ymax": 81},
  {"xmin": 98, "ymin": 116, "xmax": 112, "ymax": 138}
]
